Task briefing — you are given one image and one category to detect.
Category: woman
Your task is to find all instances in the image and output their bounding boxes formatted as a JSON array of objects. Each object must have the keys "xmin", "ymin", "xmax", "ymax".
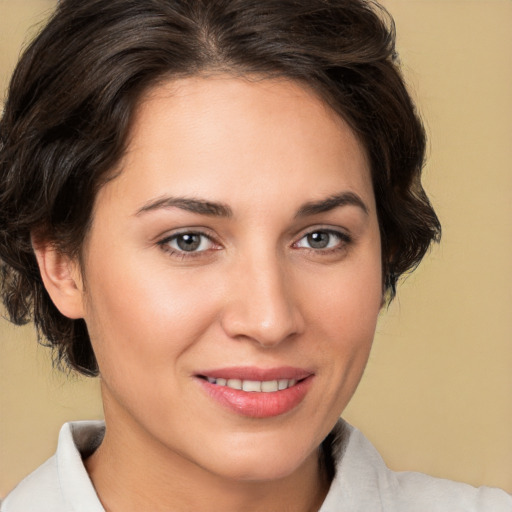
[{"xmin": 0, "ymin": 0, "xmax": 510, "ymax": 510}]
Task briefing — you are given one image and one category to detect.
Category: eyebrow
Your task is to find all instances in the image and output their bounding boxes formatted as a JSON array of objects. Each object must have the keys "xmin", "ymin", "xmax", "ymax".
[
  {"xmin": 136, "ymin": 197, "xmax": 233, "ymax": 217},
  {"xmin": 295, "ymin": 192, "xmax": 369, "ymax": 218},
  {"xmin": 135, "ymin": 191, "xmax": 368, "ymax": 219}
]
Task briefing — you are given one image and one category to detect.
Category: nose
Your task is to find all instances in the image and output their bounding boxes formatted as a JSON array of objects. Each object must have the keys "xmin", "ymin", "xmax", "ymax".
[{"xmin": 220, "ymin": 254, "xmax": 305, "ymax": 347}]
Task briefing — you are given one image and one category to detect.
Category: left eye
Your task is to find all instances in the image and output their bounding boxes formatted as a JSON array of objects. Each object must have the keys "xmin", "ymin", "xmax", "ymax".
[
  {"xmin": 164, "ymin": 232, "xmax": 214, "ymax": 253},
  {"xmin": 295, "ymin": 230, "xmax": 344, "ymax": 250}
]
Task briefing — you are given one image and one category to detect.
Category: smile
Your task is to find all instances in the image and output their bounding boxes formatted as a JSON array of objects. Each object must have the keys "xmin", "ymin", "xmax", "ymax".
[
  {"xmin": 203, "ymin": 377, "xmax": 298, "ymax": 392},
  {"xmin": 196, "ymin": 367, "xmax": 314, "ymax": 418}
]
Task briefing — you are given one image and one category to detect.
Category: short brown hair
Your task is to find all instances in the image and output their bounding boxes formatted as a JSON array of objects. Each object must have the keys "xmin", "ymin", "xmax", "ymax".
[{"xmin": 0, "ymin": 0, "xmax": 441, "ymax": 375}]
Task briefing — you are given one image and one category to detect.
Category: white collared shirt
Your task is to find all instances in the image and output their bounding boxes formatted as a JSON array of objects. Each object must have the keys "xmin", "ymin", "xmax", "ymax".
[{"xmin": 2, "ymin": 420, "xmax": 511, "ymax": 511}]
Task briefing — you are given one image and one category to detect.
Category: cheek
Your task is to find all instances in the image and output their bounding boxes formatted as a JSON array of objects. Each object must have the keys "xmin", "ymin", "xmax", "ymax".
[
  {"xmin": 310, "ymin": 242, "xmax": 382, "ymax": 386},
  {"xmin": 81, "ymin": 250, "xmax": 221, "ymax": 378},
  {"xmin": 314, "ymin": 246, "xmax": 382, "ymax": 337},
  {"xmin": 319, "ymin": 283, "xmax": 380, "ymax": 374}
]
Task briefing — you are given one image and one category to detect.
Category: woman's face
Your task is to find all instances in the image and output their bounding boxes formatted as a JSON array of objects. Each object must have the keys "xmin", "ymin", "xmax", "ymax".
[{"xmin": 78, "ymin": 76, "xmax": 382, "ymax": 481}]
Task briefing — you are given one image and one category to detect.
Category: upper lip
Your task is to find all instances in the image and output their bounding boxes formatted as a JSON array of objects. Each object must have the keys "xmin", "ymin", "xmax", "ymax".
[{"xmin": 196, "ymin": 366, "xmax": 314, "ymax": 381}]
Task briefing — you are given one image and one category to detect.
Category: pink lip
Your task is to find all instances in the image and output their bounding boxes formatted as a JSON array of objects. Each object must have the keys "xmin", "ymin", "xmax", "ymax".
[{"xmin": 195, "ymin": 366, "xmax": 314, "ymax": 419}]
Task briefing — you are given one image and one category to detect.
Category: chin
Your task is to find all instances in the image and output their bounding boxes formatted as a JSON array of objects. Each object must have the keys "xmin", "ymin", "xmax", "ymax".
[
  {"xmin": 195, "ymin": 430, "xmax": 320, "ymax": 483},
  {"xmin": 211, "ymin": 456, "xmax": 311, "ymax": 483}
]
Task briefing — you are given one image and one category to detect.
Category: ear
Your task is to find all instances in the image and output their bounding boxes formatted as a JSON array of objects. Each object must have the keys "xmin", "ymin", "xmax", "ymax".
[{"xmin": 32, "ymin": 239, "xmax": 86, "ymax": 320}]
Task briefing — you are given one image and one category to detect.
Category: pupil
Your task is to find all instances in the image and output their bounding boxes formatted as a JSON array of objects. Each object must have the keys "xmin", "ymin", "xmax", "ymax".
[
  {"xmin": 177, "ymin": 234, "xmax": 201, "ymax": 251},
  {"xmin": 308, "ymin": 231, "xmax": 329, "ymax": 249}
]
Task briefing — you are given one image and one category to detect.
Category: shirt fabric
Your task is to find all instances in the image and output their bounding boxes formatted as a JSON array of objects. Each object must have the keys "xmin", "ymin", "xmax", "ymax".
[{"xmin": 2, "ymin": 420, "xmax": 511, "ymax": 511}]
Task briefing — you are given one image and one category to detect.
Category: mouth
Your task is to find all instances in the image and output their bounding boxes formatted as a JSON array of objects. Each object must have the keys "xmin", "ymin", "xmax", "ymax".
[
  {"xmin": 195, "ymin": 367, "xmax": 314, "ymax": 418},
  {"xmin": 198, "ymin": 376, "xmax": 301, "ymax": 392}
]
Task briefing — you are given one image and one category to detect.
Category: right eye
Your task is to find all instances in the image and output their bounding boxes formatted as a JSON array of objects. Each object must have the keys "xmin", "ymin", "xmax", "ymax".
[{"xmin": 158, "ymin": 232, "xmax": 216, "ymax": 256}]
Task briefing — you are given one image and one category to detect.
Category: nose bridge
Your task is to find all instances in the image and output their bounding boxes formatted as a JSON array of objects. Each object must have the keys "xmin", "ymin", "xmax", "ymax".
[{"xmin": 221, "ymin": 247, "xmax": 304, "ymax": 346}]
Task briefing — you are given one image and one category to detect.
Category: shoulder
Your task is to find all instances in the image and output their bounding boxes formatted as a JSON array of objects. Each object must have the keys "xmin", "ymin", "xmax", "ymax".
[
  {"xmin": 1, "ymin": 457, "xmax": 62, "ymax": 512},
  {"xmin": 320, "ymin": 420, "xmax": 512, "ymax": 512},
  {"xmin": 389, "ymin": 470, "xmax": 512, "ymax": 512},
  {"xmin": 1, "ymin": 421, "xmax": 105, "ymax": 512}
]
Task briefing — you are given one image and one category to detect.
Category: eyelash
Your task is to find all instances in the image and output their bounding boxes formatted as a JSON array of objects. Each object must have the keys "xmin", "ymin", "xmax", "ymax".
[
  {"xmin": 157, "ymin": 228, "xmax": 352, "ymax": 260},
  {"xmin": 292, "ymin": 229, "xmax": 352, "ymax": 255},
  {"xmin": 157, "ymin": 230, "xmax": 219, "ymax": 260}
]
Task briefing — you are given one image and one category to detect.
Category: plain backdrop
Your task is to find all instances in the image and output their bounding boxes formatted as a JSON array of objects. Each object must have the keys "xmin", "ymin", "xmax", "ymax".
[{"xmin": 1, "ymin": 0, "xmax": 511, "ymax": 497}]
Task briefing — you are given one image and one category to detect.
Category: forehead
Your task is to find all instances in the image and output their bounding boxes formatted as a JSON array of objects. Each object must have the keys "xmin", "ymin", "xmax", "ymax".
[{"xmin": 100, "ymin": 75, "xmax": 374, "ymax": 217}]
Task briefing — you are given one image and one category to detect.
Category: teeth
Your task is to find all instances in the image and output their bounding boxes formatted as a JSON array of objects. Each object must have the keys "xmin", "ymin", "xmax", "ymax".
[
  {"xmin": 206, "ymin": 377, "xmax": 298, "ymax": 392},
  {"xmin": 242, "ymin": 380, "xmax": 262, "ymax": 392},
  {"xmin": 278, "ymin": 379, "xmax": 288, "ymax": 390},
  {"xmin": 226, "ymin": 378, "xmax": 242, "ymax": 390},
  {"xmin": 261, "ymin": 380, "xmax": 278, "ymax": 392}
]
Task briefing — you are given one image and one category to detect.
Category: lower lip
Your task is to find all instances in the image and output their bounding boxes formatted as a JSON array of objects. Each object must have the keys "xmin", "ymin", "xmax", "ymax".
[{"xmin": 198, "ymin": 377, "xmax": 314, "ymax": 418}]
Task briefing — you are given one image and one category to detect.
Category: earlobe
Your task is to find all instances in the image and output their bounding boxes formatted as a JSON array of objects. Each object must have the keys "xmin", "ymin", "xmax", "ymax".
[{"xmin": 32, "ymin": 240, "xmax": 86, "ymax": 320}]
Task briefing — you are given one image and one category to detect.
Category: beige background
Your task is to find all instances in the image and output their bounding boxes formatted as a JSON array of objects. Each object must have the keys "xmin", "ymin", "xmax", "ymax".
[{"xmin": 1, "ymin": 0, "xmax": 511, "ymax": 498}]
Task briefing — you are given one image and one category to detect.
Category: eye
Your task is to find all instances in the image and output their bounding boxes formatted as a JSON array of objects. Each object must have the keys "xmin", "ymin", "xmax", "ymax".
[
  {"xmin": 159, "ymin": 232, "xmax": 215, "ymax": 254},
  {"xmin": 294, "ymin": 229, "xmax": 349, "ymax": 251}
]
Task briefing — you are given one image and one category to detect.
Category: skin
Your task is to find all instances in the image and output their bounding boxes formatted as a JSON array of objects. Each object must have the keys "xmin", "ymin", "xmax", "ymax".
[{"xmin": 36, "ymin": 76, "xmax": 383, "ymax": 512}]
